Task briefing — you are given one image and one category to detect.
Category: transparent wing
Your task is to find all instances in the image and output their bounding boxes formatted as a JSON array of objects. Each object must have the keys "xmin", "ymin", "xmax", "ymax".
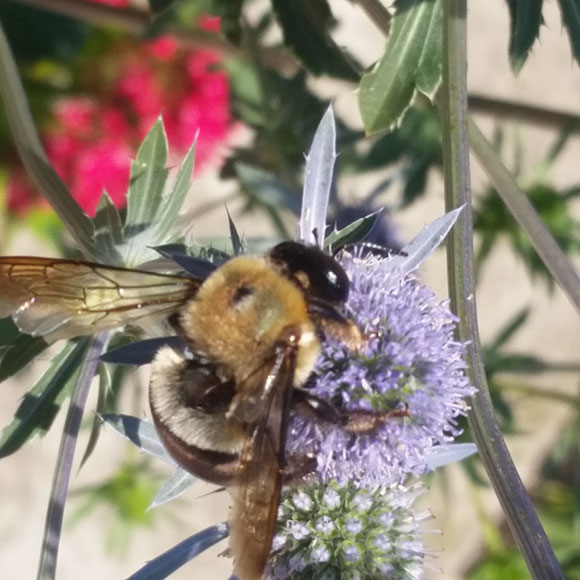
[
  {"xmin": 0, "ymin": 257, "xmax": 200, "ymax": 342},
  {"xmin": 229, "ymin": 344, "xmax": 296, "ymax": 580}
]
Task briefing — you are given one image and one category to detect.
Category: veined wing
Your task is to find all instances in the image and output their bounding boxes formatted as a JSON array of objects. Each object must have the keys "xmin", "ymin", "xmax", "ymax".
[
  {"xmin": 0, "ymin": 257, "xmax": 200, "ymax": 342},
  {"xmin": 228, "ymin": 341, "xmax": 297, "ymax": 580}
]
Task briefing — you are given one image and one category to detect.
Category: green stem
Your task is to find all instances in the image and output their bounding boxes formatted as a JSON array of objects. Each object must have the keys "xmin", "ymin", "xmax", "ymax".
[
  {"xmin": 498, "ymin": 381, "xmax": 580, "ymax": 408},
  {"xmin": 441, "ymin": 1, "xmax": 564, "ymax": 578},
  {"xmin": 469, "ymin": 94, "xmax": 580, "ymax": 133},
  {"xmin": 469, "ymin": 119, "xmax": 580, "ymax": 315}
]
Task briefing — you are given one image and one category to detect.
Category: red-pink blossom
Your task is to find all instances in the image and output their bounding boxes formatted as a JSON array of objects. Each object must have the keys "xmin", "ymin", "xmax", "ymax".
[{"xmin": 7, "ymin": 21, "xmax": 231, "ymax": 218}]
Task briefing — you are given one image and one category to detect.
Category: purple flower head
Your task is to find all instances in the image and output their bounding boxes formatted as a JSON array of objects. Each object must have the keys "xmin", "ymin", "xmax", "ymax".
[
  {"xmin": 266, "ymin": 480, "xmax": 429, "ymax": 580},
  {"xmin": 287, "ymin": 252, "xmax": 475, "ymax": 487}
]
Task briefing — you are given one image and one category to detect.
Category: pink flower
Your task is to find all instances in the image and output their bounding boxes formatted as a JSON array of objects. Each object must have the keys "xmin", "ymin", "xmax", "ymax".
[
  {"xmin": 72, "ymin": 140, "xmax": 133, "ymax": 216},
  {"xmin": 7, "ymin": 20, "xmax": 232, "ymax": 218}
]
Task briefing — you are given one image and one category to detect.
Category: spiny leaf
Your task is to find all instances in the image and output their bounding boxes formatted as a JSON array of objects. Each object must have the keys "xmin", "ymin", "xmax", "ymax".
[
  {"xmin": 300, "ymin": 106, "xmax": 336, "ymax": 246},
  {"xmin": 101, "ymin": 414, "xmax": 176, "ymax": 465},
  {"xmin": 0, "ymin": 333, "xmax": 48, "ymax": 382},
  {"xmin": 559, "ymin": 0, "xmax": 580, "ymax": 65},
  {"xmin": 387, "ymin": 206, "xmax": 464, "ymax": 275},
  {"xmin": 126, "ymin": 523, "xmax": 228, "ymax": 580},
  {"xmin": 271, "ymin": 0, "xmax": 361, "ymax": 81},
  {"xmin": 324, "ymin": 212, "xmax": 381, "ymax": 251},
  {"xmin": 0, "ymin": 339, "xmax": 90, "ymax": 457},
  {"xmin": 505, "ymin": 0, "xmax": 543, "ymax": 73},
  {"xmin": 124, "ymin": 119, "xmax": 169, "ymax": 263},
  {"xmin": 149, "ymin": 467, "xmax": 196, "ymax": 510},
  {"xmin": 227, "ymin": 207, "xmax": 244, "ymax": 255},
  {"xmin": 152, "ymin": 138, "xmax": 196, "ymax": 245}
]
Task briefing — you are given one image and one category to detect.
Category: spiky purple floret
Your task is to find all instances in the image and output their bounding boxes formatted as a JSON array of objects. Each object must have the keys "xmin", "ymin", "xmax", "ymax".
[{"xmin": 287, "ymin": 253, "xmax": 475, "ymax": 486}]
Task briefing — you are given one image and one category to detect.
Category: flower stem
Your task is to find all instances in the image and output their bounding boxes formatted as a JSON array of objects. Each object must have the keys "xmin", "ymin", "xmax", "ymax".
[
  {"xmin": 37, "ymin": 335, "xmax": 106, "ymax": 580},
  {"xmin": 469, "ymin": 118, "xmax": 580, "ymax": 315},
  {"xmin": 469, "ymin": 94, "xmax": 580, "ymax": 133},
  {"xmin": 440, "ymin": 1, "xmax": 564, "ymax": 578}
]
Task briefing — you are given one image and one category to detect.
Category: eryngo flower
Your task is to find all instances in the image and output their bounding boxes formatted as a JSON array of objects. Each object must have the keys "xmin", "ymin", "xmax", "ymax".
[
  {"xmin": 287, "ymin": 251, "xmax": 476, "ymax": 487},
  {"xmin": 266, "ymin": 480, "xmax": 430, "ymax": 580}
]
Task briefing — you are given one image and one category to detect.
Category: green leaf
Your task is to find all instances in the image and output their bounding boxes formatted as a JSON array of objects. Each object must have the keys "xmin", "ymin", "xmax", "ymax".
[
  {"xmin": 324, "ymin": 212, "xmax": 380, "ymax": 250},
  {"xmin": 224, "ymin": 58, "xmax": 265, "ymax": 127},
  {"xmin": 488, "ymin": 307, "xmax": 530, "ymax": 352},
  {"xmin": 226, "ymin": 207, "xmax": 244, "ymax": 255},
  {"xmin": 359, "ymin": 0, "xmax": 443, "ymax": 134},
  {"xmin": 271, "ymin": 0, "xmax": 361, "ymax": 81},
  {"xmin": 0, "ymin": 333, "xmax": 48, "ymax": 383},
  {"xmin": 0, "ymin": 339, "xmax": 90, "ymax": 458},
  {"xmin": 124, "ymin": 119, "xmax": 169, "ymax": 257},
  {"xmin": 505, "ymin": 0, "xmax": 544, "ymax": 73},
  {"xmin": 217, "ymin": 0, "xmax": 245, "ymax": 44},
  {"xmin": 91, "ymin": 191, "xmax": 124, "ymax": 265},
  {"xmin": 151, "ymin": 140, "xmax": 195, "ymax": 245},
  {"xmin": 0, "ymin": 317, "xmax": 22, "ymax": 347},
  {"xmin": 558, "ymin": 0, "xmax": 580, "ymax": 64},
  {"xmin": 79, "ymin": 363, "xmax": 110, "ymax": 468}
]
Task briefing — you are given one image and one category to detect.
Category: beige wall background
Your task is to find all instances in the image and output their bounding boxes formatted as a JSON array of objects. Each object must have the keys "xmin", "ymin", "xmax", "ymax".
[{"xmin": 1, "ymin": 1, "xmax": 580, "ymax": 579}]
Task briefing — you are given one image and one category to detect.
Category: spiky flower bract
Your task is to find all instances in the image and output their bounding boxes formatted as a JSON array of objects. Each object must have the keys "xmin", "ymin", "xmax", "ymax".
[
  {"xmin": 286, "ymin": 252, "xmax": 475, "ymax": 487},
  {"xmin": 266, "ymin": 480, "xmax": 429, "ymax": 580}
]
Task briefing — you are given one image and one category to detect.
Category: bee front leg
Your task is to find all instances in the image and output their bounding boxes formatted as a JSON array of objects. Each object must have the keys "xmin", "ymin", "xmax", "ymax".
[{"xmin": 292, "ymin": 388, "xmax": 408, "ymax": 435}]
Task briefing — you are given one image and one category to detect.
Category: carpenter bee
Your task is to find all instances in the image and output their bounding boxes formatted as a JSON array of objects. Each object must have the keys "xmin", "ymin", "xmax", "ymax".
[{"xmin": 0, "ymin": 242, "xmax": 403, "ymax": 579}]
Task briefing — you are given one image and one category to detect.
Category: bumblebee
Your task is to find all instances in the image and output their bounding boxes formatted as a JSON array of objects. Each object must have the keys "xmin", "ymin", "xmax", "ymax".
[{"xmin": 0, "ymin": 242, "xmax": 403, "ymax": 580}]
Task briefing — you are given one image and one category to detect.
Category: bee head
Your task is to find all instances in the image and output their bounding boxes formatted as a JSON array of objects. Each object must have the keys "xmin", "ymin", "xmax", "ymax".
[{"xmin": 268, "ymin": 241, "xmax": 350, "ymax": 304}]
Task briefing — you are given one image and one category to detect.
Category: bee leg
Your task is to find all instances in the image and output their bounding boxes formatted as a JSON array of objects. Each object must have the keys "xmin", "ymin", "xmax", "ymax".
[
  {"xmin": 281, "ymin": 455, "xmax": 318, "ymax": 483},
  {"xmin": 293, "ymin": 388, "xmax": 408, "ymax": 435},
  {"xmin": 308, "ymin": 300, "xmax": 365, "ymax": 349}
]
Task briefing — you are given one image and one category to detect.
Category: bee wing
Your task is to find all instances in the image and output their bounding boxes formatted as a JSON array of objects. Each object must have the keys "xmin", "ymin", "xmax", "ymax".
[
  {"xmin": 229, "ymin": 341, "xmax": 297, "ymax": 580},
  {"xmin": 0, "ymin": 257, "xmax": 199, "ymax": 342}
]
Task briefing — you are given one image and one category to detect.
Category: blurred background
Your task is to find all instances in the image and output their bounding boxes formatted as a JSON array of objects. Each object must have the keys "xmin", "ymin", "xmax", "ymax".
[{"xmin": 0, "ymin": 0, "xmax": 579, "ymax": 578}]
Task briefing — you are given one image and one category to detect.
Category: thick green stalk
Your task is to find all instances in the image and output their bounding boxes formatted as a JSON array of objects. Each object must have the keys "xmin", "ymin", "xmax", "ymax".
[{"xmin": 440, "ymin": 1, "xmax": 564, "ymax": 578}]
